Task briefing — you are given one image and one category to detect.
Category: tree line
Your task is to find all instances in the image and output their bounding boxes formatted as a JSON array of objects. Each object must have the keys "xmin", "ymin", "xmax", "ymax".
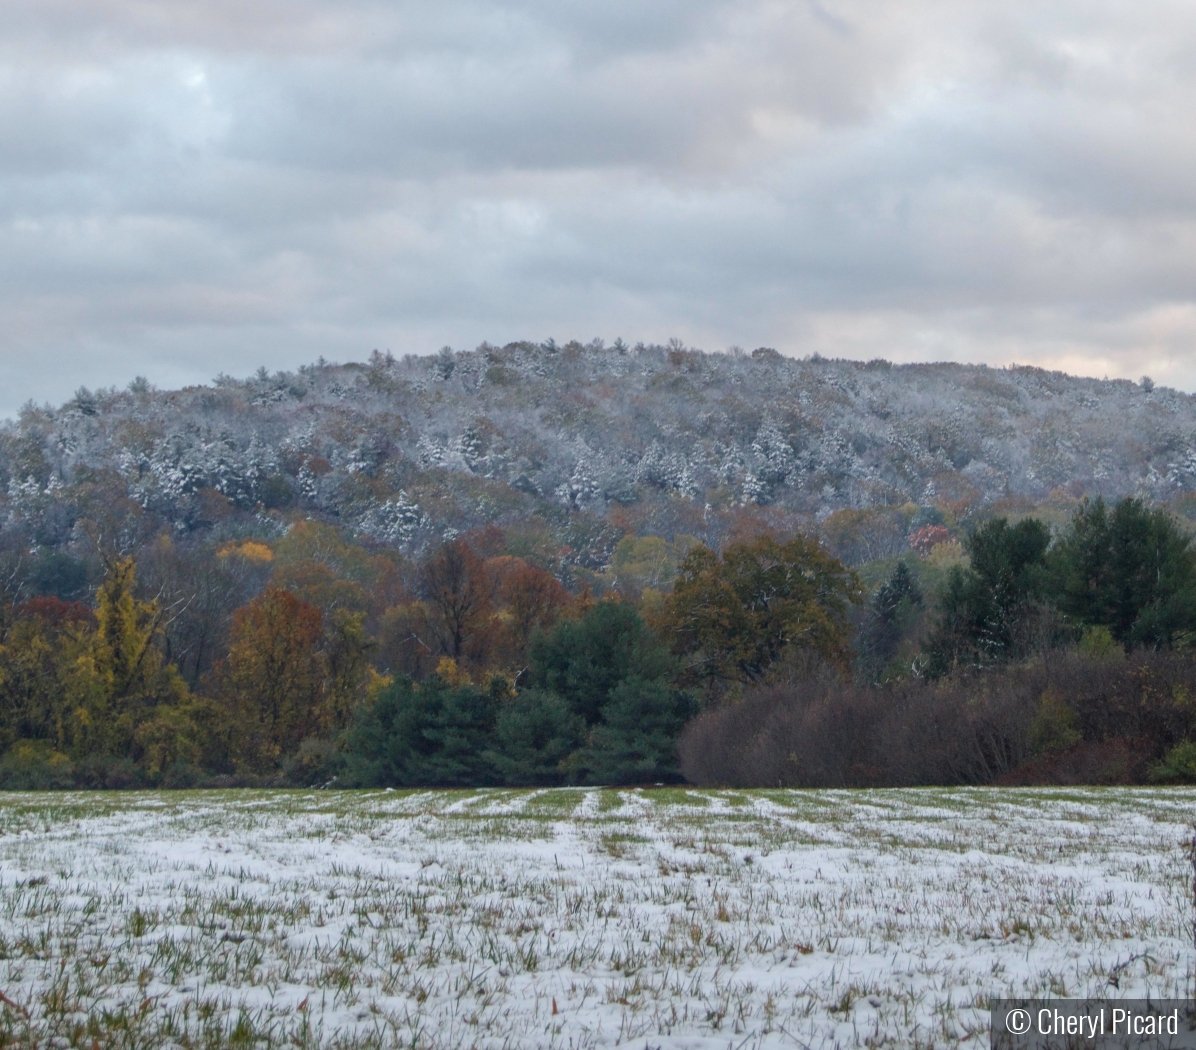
[
  {"xmin": 0, "ymin": 520, "xmax": 861, "ymax": 788},
  {"xmin": 2, "ymin": 497, "xmax": 1196, "ymax": 788}
]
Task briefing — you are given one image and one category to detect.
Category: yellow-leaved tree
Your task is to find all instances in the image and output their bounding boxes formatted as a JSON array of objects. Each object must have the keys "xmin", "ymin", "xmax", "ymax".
[
  {"xmin": 66, "ymin": 557, "xmax": 197, "ymax": 778},
  {"xmin": 224, "ymin": 587, "xmax": 325, "ymax": 770},
  {"xmin": 0, "ymin": 598, "xmax": 93, "ymax": 757}
]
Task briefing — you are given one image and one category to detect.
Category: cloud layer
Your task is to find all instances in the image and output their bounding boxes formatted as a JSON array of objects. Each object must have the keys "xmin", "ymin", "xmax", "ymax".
[{"xmin": 2, "ymin": 0, "xmax": 1195, "ymax": 415}]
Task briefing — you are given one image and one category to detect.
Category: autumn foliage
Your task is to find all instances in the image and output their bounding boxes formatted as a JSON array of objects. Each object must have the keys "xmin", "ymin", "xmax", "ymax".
[
  {"xmin": 661, "ymin": 534, "xmax": 862, "ymax": 688},
  {"xmin": 4, "ymin": 493, "xmax": 1196, "ymax": 789},
  {"xmin": 225, "ymin": 588, "xmax": 325, "ymax": 766}
]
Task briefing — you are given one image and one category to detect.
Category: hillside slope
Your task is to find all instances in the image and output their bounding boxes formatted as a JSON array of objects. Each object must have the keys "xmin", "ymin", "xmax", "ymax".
[{"xmin": 3, "ymin": 341, "xmax": 1192, "ymax": 567}]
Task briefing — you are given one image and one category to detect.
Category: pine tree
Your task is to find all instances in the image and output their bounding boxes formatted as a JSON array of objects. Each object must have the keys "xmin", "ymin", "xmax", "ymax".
[{"xmin": 1050, "ymin": 497, "xmax": 1196, "ymax": 647}]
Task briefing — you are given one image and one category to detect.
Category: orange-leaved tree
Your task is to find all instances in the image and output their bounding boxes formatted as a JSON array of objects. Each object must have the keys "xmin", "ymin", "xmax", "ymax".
[
  {"xmin": 420, "ymin": 540, "xmax": 496, "ymax": 665},
  {"xmin": 270, "ymin": 520, "xmax": 401, "ymax": 621},
  {"xmin": 489, "ymin": 556, "xmax": 570, "ymax": 668},
  {"xmin": 225, "ymin": 588, "xmax": 324, "ymax": 768}
]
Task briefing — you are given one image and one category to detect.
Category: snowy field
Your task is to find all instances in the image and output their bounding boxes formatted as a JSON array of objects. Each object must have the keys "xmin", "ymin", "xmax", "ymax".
[{"xmin": 0, "ymin": 788, "xmax": 1193, "ymax": 1049}]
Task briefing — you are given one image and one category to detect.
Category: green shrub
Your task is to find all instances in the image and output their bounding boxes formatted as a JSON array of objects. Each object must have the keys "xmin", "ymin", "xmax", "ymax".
[
  {"xmin": 1078, "ymin": 625, "xmax": 1121, "ymax": 660},
  {"xmin": 1029, "ymin": 692, "xmax": 1082, "ymax": 755},
  {"xmin": 282, "ymin": 737, "xmax": 344, "ymax": 787},
  {"xmin": 74, "ymin": 755, "xmax": 143, "ymax": 789},
  {"xmin": 1148, "ymin": 740, "xmax": 1196, "ymax": 784}
]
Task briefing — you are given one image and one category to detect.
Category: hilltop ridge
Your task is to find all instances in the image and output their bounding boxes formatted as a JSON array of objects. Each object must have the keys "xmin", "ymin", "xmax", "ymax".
[{"xmin": 3, "ymin": 341, "xmax": 1191, "ymax": 568}]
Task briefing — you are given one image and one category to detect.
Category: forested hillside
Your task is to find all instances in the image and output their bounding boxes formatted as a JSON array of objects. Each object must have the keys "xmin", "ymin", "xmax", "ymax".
[
  {"xmin": 3, "ymin": 341, "xmax": 1196, "ymax": 790},
  {"xmin": 4, "ymin": 341, "xmax": 1192, "ymax": 572}
]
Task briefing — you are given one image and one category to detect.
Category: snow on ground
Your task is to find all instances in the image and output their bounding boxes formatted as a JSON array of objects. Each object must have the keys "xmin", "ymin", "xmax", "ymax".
[{"xmin": 0, "ymin": 787, "xmax": 1193, "ymax": 1048}]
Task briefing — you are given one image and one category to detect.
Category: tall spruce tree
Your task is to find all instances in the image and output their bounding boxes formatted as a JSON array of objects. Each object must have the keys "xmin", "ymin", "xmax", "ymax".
[
  {"xmin": 924, "ymin": 518, "xmax": 1052, "ymax": 675},
  {"xmin": 1050, "ymin": 497, "xmax": 1196, "ymax": 648}
]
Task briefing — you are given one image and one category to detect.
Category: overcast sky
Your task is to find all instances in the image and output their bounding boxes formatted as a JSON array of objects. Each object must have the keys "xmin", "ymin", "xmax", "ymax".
[{"xmin": 2, "ymin": 0, "xmax": 1195, "ymax": 417}]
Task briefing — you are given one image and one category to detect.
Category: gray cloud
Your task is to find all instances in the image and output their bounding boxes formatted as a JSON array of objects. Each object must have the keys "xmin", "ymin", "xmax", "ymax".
[{"xmin": 2, "ymin": 0, "xmax": 1196, "ymax": 416}]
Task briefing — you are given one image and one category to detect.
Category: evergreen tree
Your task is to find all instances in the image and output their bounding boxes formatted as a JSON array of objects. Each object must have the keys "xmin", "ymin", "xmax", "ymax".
[
  {"xmin": 343, "ymin": 673, "xmax": 498, "ymax": 787},
  {"xmin": 857, "ymin": 560, "xmax": 923, "ymax": 680},
  {"xmin": 874, "ymin": 560, "xmax": 923, "ymax": 616},
  {"xmin": 569, "ymin": 676, "xmax": 696, "ymax": 785},
  {"xmin": 527, "ymin": 601, "xmax": 672, "ymax": 724},
  {"xmin": 1050, "ymin": 497, "xmax": 1196, "ymax": 648},
  {"xmin": 528, "ymin": 601, "xmax": 694, "ymax": 783},
  {"xmin": 924, "ymin": 518, "xmax": 1052, "ymax": 675},
  {"xmin": 488, "ymin": 689, "xmax": 583, "ymax": 786}
]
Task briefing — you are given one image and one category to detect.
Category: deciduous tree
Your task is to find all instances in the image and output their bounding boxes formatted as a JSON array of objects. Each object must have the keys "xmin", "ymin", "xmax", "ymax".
[
  {"xmin": 661, "ymin": 535, "xmax": 861, "ymax": 686},
  {"xmin": 420, "ymin": 540, "xmax": 495, "ymax": 664},
  {"xmin": 489, "ymin": 556, "xmax": 569, "ymax": 667},
  {"xmin": 69, "ymin": 557, "xmax": 191, "ymax": 761},
  {"xmin": 226, "ymin": 588, "xmax": 324, "ymax": 767}
]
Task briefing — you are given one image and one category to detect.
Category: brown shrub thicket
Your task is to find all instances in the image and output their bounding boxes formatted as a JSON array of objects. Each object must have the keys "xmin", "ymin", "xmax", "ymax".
[{"xmin": 678, "ymin": 652, "xmax": 1196, "ymax": 787}]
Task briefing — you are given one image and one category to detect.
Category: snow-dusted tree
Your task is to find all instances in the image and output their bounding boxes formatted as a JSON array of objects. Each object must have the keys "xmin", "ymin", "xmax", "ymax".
[
  {"xmin": 297, "ymin": 461, "xmax": 319, "ymax": 501},
  {"xmin": 741, "ymin": 471, "xmax": 767, "ymax": 506},
  {"xmin": 751, "ymin": 417, "xmax": 796, "ymax": 486},
  {"xmin": 556, "ymin": 459, "xmax": 600, "ymax": 511},
  {"xmin": 359, "ymin": 492, "xmax": 429, "ymax": 550}
]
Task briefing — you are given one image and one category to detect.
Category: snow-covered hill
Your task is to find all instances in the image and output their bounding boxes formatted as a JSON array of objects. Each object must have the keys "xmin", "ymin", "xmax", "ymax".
[{"xmin": 3, "ymin": 340, "xmax": 1191, "ymax": 564}]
